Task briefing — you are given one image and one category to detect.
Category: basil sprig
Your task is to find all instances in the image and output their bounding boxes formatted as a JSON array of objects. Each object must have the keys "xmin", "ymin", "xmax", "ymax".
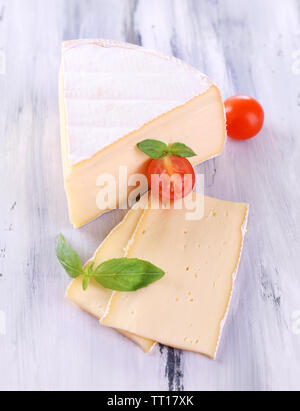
[
  {"xmin": 56, "ymin": 234, "xmax": 165, "ymax": 292},
  {"xmin": 137, "ymin": 139, "xmax": 196, "ymax": 159}
]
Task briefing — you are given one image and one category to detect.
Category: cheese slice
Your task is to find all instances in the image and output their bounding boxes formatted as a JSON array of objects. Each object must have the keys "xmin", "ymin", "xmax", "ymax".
[
  {"xmin": 101, "ymin": 195, "xmax": 248, "ymax": 358},
  {"xmin": 60, "ymin": 39, "xmax": 226, "ymax": 227},
  {"xmin": 66, "ymin": 196, "xmax": 155, "ymax": 353}
]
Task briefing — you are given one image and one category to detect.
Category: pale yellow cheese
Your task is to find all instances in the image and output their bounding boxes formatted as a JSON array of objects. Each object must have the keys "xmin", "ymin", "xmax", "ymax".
[
  {"xmin": 59, "ymin": 40, "xmax": 227, "ymax": 228},
  {"xmin": 101, "ymin": 195, "xmax": 248, "ymax": 358},
  {"xmin": 66, "ymin": 196, "xmax": 155, "ymax": 353}
]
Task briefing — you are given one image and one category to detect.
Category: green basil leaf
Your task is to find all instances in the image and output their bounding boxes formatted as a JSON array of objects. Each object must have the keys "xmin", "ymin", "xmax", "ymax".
[
  {"xmin": 137, "ymin": 139, "xmax": 169, "ymax": 159},
  {"xmin": 169, "ymin": 142, "xmax": 197, "ymax": 158},
  {"xmin": 56, "ymin": 234, "xmax": 83, "ymax": 279},
  {"xmin": 93, "ymin": 258, "xmax": 165, "ymax": 291}
]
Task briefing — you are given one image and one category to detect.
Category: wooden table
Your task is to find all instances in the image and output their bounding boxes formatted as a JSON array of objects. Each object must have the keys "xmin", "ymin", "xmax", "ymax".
[{"xmin": 0, "ymin": 0, "xmax": 300, "ymax": 391}]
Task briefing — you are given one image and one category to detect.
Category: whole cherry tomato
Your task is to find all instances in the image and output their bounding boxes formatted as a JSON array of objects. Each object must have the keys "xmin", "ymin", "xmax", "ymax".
[{"xmin": 225, "ymin": 95, "xmax": 264, "ymax": 140}]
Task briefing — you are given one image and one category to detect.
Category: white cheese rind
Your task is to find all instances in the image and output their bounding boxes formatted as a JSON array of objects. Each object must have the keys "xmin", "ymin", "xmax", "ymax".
[
  {"xmin": 214, "ymin": 205, "xmax": 249, "ymax": 359},
  {"xmin": 62, "ymin": 39, "xmax": 212, "ymax": 165}
]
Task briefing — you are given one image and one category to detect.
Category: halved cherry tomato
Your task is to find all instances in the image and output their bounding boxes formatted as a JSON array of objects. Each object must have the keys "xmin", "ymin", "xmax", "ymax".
[
  {"xmin": 225, "ymin": 95, "xmax": 264, "ymax": 140},
  {"xmin": 147, "ymin": 155, "xmax": 195, "ymax": 201}
]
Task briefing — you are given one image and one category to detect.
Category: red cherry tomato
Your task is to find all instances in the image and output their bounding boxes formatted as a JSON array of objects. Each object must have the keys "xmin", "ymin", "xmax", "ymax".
[
  {"xmin": 147, "ymin": 155, "xmax": 195, "ymax": 201},
  {"xmin": 225, "ymin": 95, "xmax": 264, "ymax": 140}
]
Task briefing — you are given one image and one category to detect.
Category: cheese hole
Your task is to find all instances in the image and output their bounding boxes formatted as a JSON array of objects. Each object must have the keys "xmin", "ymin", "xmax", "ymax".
[{"xmin": 186, "ymin": 266, "xmax": 190, "ymax": 271}]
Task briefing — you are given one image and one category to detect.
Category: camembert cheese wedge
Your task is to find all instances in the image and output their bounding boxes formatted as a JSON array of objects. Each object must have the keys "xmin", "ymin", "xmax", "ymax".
[
  {"xmin": 66, "ymin": 196, "xmax": 155, "ymax": 353},
  {"xmin": 59, "ymin": 39, "xmax": 226, "ymax": 227},
  {"xmin": 101, "ymin": 195, "xmax": 248, "ymax": 358}
]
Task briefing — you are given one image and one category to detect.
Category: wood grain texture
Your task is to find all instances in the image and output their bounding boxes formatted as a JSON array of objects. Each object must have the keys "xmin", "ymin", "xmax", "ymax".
[{"xmin": 0, "ymin": 0, "xmax": 300, "ymax": 391}]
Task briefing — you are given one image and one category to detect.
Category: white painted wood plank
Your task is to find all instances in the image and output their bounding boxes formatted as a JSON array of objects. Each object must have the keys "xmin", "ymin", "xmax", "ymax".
[{"xmin": 0, "ymin": 0, "xmax": 299, "ymax": 391}]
